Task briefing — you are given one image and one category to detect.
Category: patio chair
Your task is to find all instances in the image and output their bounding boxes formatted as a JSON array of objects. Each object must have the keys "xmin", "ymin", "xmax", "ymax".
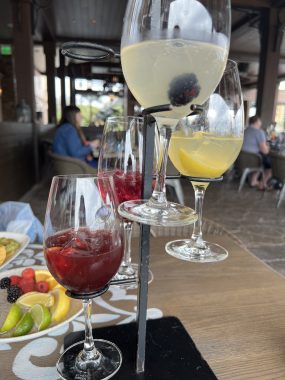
[
  {"xmin": 48, "ymin": 151, "xmax": 97, "ymax": 175},
  {"xmin": 235, "ymin": 151, "xmax": 264, "ymax": 192},
  {"xmin": 270, "ymin": 152, "xmax": 285, "ymax": 208}
]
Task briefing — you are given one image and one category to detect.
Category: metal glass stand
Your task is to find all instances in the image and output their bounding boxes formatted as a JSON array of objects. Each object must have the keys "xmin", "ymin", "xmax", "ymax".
[{"xmin": 59, "ymin": 42, "xmax": 215, "ymax": 376}]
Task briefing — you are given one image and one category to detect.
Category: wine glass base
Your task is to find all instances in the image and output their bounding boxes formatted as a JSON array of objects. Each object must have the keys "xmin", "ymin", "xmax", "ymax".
[
  {"xmin": 165, "ymin": 239, "xmax": 228, "ymax": 263},
  {"xmin": 57, "ymin": 339, "xmax": 122, "ymax": 380},
  {"xmin": 110, "ymin": 263, "xmax": 154, "ymax": 289},
  {"xmin": 118, "ymin": 200, "xmax": 197, "ymax": 227}
]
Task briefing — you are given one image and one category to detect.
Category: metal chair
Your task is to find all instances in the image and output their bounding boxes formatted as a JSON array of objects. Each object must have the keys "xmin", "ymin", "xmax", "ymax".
[
  {"xmin": 270, "ymin": 152, "xmax": 285, "ymax": 208},
  {"xmin": 235, "ymin": 151, "xmax": 264, "ymax": 192},
  {"xmin": 48, "ymin": 151, "xmax": 97, "ymax": 175}
]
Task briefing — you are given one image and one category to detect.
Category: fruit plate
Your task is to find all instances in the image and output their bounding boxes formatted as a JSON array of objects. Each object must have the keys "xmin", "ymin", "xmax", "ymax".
[
  {"xmin": 0, "ymin": 266, "xmax": 83, "ymax": 344},
  {"xmin": 0, "ymin": 232, "xmax": 30, "ymax": 271}
]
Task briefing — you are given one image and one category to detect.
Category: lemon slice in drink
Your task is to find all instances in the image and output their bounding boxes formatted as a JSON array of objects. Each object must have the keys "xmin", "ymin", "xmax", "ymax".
[
  {"xmin": 0, "ymin": 304, "xmax": 22, "ymax": 333},
  {"xmin": 179, "ymin": 148, "xmax": 222, "ymax": 178},
  {"xmin": 30, "ymin": 304, "xmax": 51, "ymax": 331},
  {"xmin": 13, "ymin": 312, "xmax": 34, "ymax": 337},
  {"xmin": 50, "ymin": 287, "xmax": 71, "ymax": 323},
  {"xmin": 16, "ymin": 291, "xmax": 54, "ymax": 308}
]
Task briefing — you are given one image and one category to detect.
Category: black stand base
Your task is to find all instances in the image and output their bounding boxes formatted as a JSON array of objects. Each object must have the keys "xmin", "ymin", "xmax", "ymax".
[{"xmin": 64, "ymin": 316, "xmax": 217, "ymax": 380}]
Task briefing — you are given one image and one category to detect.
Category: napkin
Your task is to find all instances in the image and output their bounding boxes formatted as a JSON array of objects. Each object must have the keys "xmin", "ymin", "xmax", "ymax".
[{"xmin": 0, "ymin": 202, "xmax": 43, "ymax": 243}]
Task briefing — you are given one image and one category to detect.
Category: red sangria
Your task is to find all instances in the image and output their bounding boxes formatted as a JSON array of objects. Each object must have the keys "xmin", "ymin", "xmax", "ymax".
[
  {"xmin": 43, "ymin": 175, "xmax": 123, "ymax": 379},
  {"xmin": 100, "ymin": 169, "xmax": 142, "ymax": 204},
  {"xmin": 45, "ymin": 228, "xmax": 123, "ymax": 294},
  {"xmin": 98, "ymin": 117, "xmax": 146, "ymax": 284}
]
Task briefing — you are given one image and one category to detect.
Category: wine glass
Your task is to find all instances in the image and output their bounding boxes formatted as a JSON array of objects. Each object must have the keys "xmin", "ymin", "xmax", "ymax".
[
  {"xmin": 119, "ymin": 0, "xmax": 231, "ymax": 227},
  {"xmin": 98, "ymin": 116, "xmax": 153, "ymax": 285},
  {"xmin": 166, "ymin": 60, "xmax": 244, "ymax": 262},
  {"xmin": 44, "ymin": 175, "xmax": 124, "ymax": 380}
]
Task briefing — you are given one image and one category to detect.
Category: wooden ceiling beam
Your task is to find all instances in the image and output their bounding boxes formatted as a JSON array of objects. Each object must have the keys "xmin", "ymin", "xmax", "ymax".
[
  {"xmin": 232, "ymin": 0, "xmax": 270, "ymax": 8},
  {"xmin": 271, "ymin": 0, "xmax": 285, "ymax": 7}
]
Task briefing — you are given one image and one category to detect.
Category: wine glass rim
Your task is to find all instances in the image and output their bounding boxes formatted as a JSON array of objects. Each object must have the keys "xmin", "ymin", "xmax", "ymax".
[
  {"xmin": 52, "ymin": 172, "xmax": 116, "ymax": 181},
  {"xmin": 107, "ymin": 116, "xmax": 144, "ymax": 123},
  {"xmin": 53, "ymin": 174, "xmax": 98, "ymax": 179}
]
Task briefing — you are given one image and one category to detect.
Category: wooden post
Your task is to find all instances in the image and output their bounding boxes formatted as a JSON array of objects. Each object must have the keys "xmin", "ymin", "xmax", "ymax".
[
  {"xmin": 59, "ymin": 52, "xmax": 66, "ymax": 114},
  {"xmin": 11, "ymin": 0, "xmax": 35, "ymax": 117},
  {"xmin": 70, "ymin": 77, "xmax": 76, "ymax": 105},
  {"xmin": 44, "ymin": 41, "xmax": 56, "ymax": 124},
  {"xmin": 256, "ymin": 8, "xmax": 282, "ymax": 128}
]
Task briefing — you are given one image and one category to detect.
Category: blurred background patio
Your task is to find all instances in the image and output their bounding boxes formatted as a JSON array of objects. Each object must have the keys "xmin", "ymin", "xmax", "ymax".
[{"xmin": 0, "ymin": 0, "xmax": 285, "ymax": 273}]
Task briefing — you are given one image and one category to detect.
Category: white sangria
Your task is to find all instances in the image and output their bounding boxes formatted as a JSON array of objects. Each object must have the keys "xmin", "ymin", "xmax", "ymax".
[
  {"xmin": 169, "ymin": 131, "xmax": 243, "ymax": 178},
  {"xmin": 121, "ymin": 39, "xmax": 227, "ymax": 118}
]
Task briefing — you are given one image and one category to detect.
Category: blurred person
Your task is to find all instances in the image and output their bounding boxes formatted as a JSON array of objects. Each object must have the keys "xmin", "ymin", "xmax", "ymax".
[
  {"xmin": 53, "ymin": 105, "xmax": 100, "ymax": 168},
  {"xmin": 242, "ymin": 115, "xmax": 272, "ymax": 190}
]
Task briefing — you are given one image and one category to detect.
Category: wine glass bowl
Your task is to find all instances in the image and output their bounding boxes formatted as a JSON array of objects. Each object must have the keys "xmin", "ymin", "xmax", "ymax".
[
  {"xmin": 44, "ymin": 175, "xmax": 124, "ymax": 379},
  {"xmin": 121, "ymin": 0, "xmax": 231, "ymax": 118},
  {"xmin": 98, "ymin": 116, "xmax": 154, "ymax": 285},
  {"xmin": 45, "ymin": 228, "xmax": 123, "ymax": 296},
  {"xmin": 119, "ymin": 0, "xmax": 231, "ymax": 227}
]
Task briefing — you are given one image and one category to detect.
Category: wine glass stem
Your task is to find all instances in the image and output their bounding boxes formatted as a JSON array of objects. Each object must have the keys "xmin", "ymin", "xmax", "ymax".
[
  {"xmin": 191, "ymin": 183, "xmax": 208, "ymax": 243},
  {"xmin": 121, "ymin": 220, "xmax": 133, "ymax": 268},
  {"xmin": 151, "ymin": 125, "xmax": 172, "ymax": 206},
  {"xmin": 82, "ymin": 299, "xmax": 99, "ymax": 360}
]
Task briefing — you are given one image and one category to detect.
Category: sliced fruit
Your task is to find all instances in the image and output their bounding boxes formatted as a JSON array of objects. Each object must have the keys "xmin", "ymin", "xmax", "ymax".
[
  {"xmin": 16, "ymin": 291, "xmax": 54, "ymax": 308},
  {"xmin": 10, "ymin": 275, "xmax": 21, "ymax": 286},
  {"xmin": 30, "ymin": 304, "xmax": 51, "ymax": 331},
  {"xmin": 50, "ymin": 287, "xmax": 71, "ymax": 323},
  {"xmin": 0, "ymin": 246, "xmax": 6, "ymax": 266},
  {"xmin": 0, "ymin": 304, "xmax": 22, "ymax": 333},
  {"xmin": 13, "ymin": 312, "xmax": 34, "ymax": 337},
  {"xmin": 35, "ymin": 269, "xmax": 51, "ymax": 282},
  {"xmin": 22, "ymin": 268, "xmax": 35, "ymax": 280},
  {"xmin": 35, "ymin": 269, "xmax": 59, "ymax": 290},
  {"xmin": 19, "ymin": 277, "xmax": 35, "ymax": 293},
  {"xmin": 178, "ymin": 148, "xmax": 224, "ymax": 178},
  {"xmin": 7, "ymin": 285, "xmax": 23, "ymax": 303},
  {"xmin": 46, "ymin": 276, "xmax": 59, "ymax": 290},
  {"xmin": 36, "ymin": 281, "xmax": 49, "ymax": 293}
]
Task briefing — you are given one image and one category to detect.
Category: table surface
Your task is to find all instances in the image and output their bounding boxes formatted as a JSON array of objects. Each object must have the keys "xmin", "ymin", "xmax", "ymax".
[{"xmin": 1, "ymin": 233, "xmax": 285, "ymax": 380}]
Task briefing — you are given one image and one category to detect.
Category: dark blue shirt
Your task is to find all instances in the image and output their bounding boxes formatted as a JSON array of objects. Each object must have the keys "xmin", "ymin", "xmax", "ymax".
[{"xmin": 53, "ymin": 123, "xmax": 92, "ymax": 159}]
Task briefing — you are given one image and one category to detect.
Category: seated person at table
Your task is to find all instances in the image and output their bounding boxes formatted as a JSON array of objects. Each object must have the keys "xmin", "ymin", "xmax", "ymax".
[
  {"xmin": 53, "ymin": 105, "xmax": 100, "ymax": 168},
  {"xmin": 242, "ymin": 115, "xmax": 272, "ymax": 189}
]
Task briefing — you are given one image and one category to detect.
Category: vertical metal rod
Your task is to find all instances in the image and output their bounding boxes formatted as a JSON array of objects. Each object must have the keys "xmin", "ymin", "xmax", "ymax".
[{"xmin": 136, "ymin": 115, "xmax": 156, "ymax": 373}]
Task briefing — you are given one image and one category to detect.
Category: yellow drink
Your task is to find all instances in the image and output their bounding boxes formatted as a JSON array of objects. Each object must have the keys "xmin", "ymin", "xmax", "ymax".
[
  {"xmin": 121, "ymin": 39, "xmax": 228, "ymax": 119},
  {"xmin": 169, "ymin": 131, "xmax": 243, "ymax": 178}
]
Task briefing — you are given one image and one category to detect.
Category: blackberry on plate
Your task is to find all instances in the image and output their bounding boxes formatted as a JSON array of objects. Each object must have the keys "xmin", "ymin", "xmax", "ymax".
[
  {"xmin": 7, "ymin": 285, "xmax": 22, "ymax": 303},
  {"xmin": 0, "ymin": 277, "xmax": 11, "ymax": 289},
  {"xmin": 168, "ymin": 73, "xmax": 200, "ymax": 107}
]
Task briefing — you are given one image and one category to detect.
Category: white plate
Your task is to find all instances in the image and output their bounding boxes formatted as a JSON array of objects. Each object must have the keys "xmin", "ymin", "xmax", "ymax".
[
  {"xmin": 0, "ymin": 232, "xmax": 30, "ymax": 271},
  {"xmin": 0, "ymin": 266, "xmax": 83, "ymax": 343}
]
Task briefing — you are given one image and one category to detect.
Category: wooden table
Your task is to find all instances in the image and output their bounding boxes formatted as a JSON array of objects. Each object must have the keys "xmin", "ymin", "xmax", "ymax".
[
  {"xmin": 2, "ymin": 231, "xmax": 285, "ymax": 379},
  {"xmin": 147, "ymin": 233, "xmax": 285, "ymax": 380}
]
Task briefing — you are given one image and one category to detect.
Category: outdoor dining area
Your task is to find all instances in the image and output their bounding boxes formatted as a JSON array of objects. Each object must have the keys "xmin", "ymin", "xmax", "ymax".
[{"xmin": 1, "ymin": 0, "xmax": 285, "ymax": 379}]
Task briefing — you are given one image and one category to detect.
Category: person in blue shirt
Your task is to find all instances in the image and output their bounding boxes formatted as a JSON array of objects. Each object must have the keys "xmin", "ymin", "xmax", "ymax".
[
  {"xmin": 242, "ymin": 115, "xmax": 272, "ymax": 189},
  {"xmin": 53, "ymin": 105, "xmax": 100, "ymax": 168}
]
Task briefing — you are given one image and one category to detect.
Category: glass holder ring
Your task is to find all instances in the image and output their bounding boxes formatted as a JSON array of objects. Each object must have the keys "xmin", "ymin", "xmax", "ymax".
[
  {"xmin": 65, "ymin": 284, "xmax": 109, "ymax": 300},
  {"xmin": 184, "ymin": 176, "xmax": 224, "ymax": 183},
  {"xmin": 61, "ymin": 42, "xmax": 119, "ymax": 61}
]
